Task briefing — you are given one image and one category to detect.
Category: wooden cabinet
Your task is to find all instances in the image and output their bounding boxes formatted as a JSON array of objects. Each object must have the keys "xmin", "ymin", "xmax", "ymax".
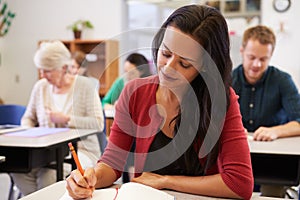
[
  {"xmin": 39, "ymin": 39, "xmax": 119, "ymax": 97},
  {"xmin": 62, "ymin": 39, "xmax": 119, "ymax": 97}
]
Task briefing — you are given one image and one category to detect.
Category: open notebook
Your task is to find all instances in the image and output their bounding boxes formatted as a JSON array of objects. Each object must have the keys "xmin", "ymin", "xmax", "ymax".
[{"xmin": 59, "ymin": 182, "xmax": 175, "ymax": 200}]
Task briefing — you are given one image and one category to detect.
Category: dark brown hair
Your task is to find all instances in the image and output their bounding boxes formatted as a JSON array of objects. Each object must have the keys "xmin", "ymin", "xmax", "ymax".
[
  {"xmin": 152, "ymin": 5, "xmax": 232, "ymax": 175},
  {"xmin": 126, "ymin": 53, "xmax": 151, "ymax": 78}
]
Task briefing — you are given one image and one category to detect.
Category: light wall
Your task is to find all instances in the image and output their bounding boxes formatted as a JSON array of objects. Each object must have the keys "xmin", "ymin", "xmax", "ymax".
[
  {"xmin": 0, "ymin": 0, "xmax": 124, "ymax": 105},
  {"xmin": 128, "ymin": 0, "xmax": 300, "ymax": 90},
  {"xmin": 262, "ymin": 0, "xmax": 300, "ymax": 88},
  {"xmin": 1, "ymin": 0, "xmax": 300, "ymax": 105}
]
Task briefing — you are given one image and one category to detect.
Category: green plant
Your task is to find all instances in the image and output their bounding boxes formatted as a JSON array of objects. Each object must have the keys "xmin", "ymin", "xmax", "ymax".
[{"xmin": 67, "ymin": 20, "xmax": 94, "ymax": 32}]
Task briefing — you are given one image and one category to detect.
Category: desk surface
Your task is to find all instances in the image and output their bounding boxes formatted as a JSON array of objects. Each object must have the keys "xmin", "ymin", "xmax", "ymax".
[
  {"xmin": 248, "ymin": 134, "xmax": 300, "ymax": 155},
  {"xmin": 0, "ymin": 128, "xmax": 99, "ymax": 180},
  {"xmin": 20, "ymin": 181, "xmax": 282, "ymax": 200},
  {"xmin": 0, "ymin": 128, "xmax": 98, "ymax": 148}
]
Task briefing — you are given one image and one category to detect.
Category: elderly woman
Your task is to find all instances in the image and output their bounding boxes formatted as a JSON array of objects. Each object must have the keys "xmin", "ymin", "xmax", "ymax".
[{"xmin": 11, "ymin": 40, "xmax": 104, "ymax": 196}]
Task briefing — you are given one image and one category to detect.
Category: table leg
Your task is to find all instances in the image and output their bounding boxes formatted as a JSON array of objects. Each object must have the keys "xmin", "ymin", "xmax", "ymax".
[{"xmin": 56, "ymin": 148, "xmax": 64, "ymax": 181}]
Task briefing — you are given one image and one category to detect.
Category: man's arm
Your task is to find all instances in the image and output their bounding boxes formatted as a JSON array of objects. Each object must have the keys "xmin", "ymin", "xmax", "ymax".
[{"xmin": 253, "ymin": 121, "xmax": 300, "ymax": 141}]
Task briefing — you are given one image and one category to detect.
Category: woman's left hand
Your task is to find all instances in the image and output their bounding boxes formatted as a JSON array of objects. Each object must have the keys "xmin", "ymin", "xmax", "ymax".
[{"xmin": 131, "ymin": 172, "xmax": 166, "ymax": 189}]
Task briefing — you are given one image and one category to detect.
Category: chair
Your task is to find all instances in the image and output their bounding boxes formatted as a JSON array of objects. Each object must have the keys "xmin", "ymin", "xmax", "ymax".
[
  {"xmin": 63, "ymin": 110, "xmax": 107, "ymax": 174},
  {"xmin": 0, "ymin": 104, "xmax": 26, "ymax": 125},
  {"xmin": 0, "ymin": 104, "xmax": 26, "ymax": 200},
  {"xmin": 97, "ymin": 110, "xmax": 108, "ymax": 154}
]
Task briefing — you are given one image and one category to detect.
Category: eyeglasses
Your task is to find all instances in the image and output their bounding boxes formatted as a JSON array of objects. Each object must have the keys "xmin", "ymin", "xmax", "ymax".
[
  {"xmin": 39, "ymin": 69, "xmax": 54, "ymax": 73},
  {"xmin": 39, "ymin": 67, "xmax": 62, "ymax": 74}
]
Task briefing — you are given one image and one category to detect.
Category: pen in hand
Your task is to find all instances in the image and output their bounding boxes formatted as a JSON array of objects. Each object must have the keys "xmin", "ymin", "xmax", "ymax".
[
  {"xmin": 68, "ymin": 142, "xmax": 84, "ymax": 175},
  {"xmin": 68, "ymin": 142, "xmax": 94, "ymax": 198}
]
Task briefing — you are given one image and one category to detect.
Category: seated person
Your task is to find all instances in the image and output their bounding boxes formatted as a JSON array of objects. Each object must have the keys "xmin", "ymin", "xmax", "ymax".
[
  {"xmin": 232, "ymin": 25, "xmax": 300, "ymax": 140},
  {"xmin": 11, "ymin": 40, "xmax": 104, "ymax": 196},
  {"xmin": 232, "ymin": 25, "xmax": 300, "ymax": 197},
  {"xmin": 102, "ymin": 53, "xmax": 151, "ymax": 183},
  {"xmin": 68, "ymin": 50, "xmax": 86, "ymax": 75},
  {"xmin": 66, "ymin": 5, "xmax": 253, "ymax": 200},
  {"xmin": 101, "ymin": 53, "xmax": 151, "ymax": 110},
  {"xmin": 68, "ymin": 50, "xmax": 100, "ymax": 91}
]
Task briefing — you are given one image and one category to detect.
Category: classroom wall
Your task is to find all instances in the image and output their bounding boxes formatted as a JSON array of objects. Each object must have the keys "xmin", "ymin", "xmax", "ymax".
[
  {"xmin": 0, "ymin": 0, "xmax": 124, "ymax": 105},
  {"xmin": 261, "ymin": 0, "xmax": 300, "ymax": 88},
  {"xmin": 1, "ymin": 0, "xmax": 300, "ymax": 105},
  {"xmin": 128, "ymin": 1, "xmax": 300, "ymax": 89}
]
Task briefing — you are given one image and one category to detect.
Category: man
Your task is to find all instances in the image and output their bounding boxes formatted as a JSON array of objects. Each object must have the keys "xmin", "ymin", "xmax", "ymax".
[{"xmin": 232, "ymin": 25, "xmax": 300, "ymax": 197}]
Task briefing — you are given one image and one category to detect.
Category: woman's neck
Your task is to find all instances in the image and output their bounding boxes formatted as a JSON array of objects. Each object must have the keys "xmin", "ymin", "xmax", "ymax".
[{"xmin": 156, "ymin": 85, "xmax": 181, "ymax": 137}]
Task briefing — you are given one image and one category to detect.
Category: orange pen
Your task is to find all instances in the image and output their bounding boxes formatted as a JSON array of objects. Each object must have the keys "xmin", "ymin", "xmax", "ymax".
[{"xmin": 68, "ymin": 142, "xmax": 84, "ymax": 175}]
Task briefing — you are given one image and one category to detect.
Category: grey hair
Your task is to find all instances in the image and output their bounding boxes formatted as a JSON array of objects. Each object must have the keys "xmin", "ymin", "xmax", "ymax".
[{"xmin": 34, "ymin": 40, "xmax": 71, "ymax": 70}]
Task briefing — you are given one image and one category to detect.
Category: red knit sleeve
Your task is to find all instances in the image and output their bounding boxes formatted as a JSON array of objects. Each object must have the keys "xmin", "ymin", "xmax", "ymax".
[
  {"xmin": 218, "ymin": 88, "xmax": 254, "ymax": 200},
  {"xmin": 99, "ymin": 79, "xmax": 135, "ymax": 179}
]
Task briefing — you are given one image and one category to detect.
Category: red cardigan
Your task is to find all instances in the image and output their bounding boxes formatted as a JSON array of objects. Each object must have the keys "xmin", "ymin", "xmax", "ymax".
[{"xmin": 100, "ymin": 75, "xmax": 253, "ymax": 199}]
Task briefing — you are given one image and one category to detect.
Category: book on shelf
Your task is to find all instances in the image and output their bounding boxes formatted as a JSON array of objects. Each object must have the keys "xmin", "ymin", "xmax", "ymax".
[{"xmin": 60, "ymin": 182, "xmax": 175, "ymax": 200}]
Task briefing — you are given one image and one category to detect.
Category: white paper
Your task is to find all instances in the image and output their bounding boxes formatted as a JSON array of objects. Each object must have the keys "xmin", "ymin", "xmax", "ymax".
[
  {"xmin": 59, "ymin": 182, "xmax": 174, "ymax": 200},
  {"xmin": 4, "ymin": 127, "xmax": 69, "ymax": 137}
]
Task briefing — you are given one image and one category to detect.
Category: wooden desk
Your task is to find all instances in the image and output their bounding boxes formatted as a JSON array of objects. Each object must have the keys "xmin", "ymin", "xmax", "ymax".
[
  {"xmin": 248, "ymin": 134, "xmax": 300, "ymax": 186},
  {"xmin": 20, "ymin": 181, "xmax": 281, "ymax": 200},
  {"xmin": 0, "ymin": 128, "xmax": 98, "ymax": 181}
]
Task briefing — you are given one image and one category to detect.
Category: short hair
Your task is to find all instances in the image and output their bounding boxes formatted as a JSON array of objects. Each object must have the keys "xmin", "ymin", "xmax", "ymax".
[
  {"xmin": 34, "ymin": 40, "xmax": 71, "ymax": 70},
  {"xmin": 72, "ymin": 50, "xmax": 86, "ymax": 68},
  {"xmin": 242, "ymin": 25, "xmax": 276, "ymax": 52},
  {"xmin": 125, "ymin": 53, "xmax": 151, "ymax": 78}
]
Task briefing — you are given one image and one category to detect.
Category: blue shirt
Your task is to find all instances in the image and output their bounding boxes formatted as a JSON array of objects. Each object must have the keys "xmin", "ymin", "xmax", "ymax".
[{"xmin": 232, "ymin": 65, "xmax": 300, "ymax": 132}]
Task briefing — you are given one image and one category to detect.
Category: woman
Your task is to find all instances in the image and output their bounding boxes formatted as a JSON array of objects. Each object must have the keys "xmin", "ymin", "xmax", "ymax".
[
  {"xmin": 66, "ymin": 5, "xmax": 253, "ymax": 199},
  {"xmin": 68, "ymin": 50, "xmax": 87, "ymax": 76},
  {"xmin": 69, "ymin": 50, "xmax": 100, "ymax": 91},
  {"xmin": 11, "ymin": 41, "xmax": 104, "ymax": 195},
  {"xmin": 101, "ymin": 52, "xmax": 151, "ymax": 109}
]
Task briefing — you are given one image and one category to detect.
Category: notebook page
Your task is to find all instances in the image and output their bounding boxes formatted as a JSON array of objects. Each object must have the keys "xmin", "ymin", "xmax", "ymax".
[
  {"xmin": 59, "ymin": 183, "xmax": 174, "ymax": 200},
  {"xmin": 5, "ymin": 127, "xmax": 69, "ymax": 137},
  {"xmin": 117, "ymin": 182, "xmax": 175, "ymax": 200},
  {"xmin": 59, "ymin": 188, "xmax": 116, "ymax": 200}
]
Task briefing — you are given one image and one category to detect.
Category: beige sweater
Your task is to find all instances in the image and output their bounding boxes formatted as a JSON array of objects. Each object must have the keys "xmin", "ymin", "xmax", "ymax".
[{"xmin": 22, "ymin": 75, "xmax": 104, "ymax": 167}]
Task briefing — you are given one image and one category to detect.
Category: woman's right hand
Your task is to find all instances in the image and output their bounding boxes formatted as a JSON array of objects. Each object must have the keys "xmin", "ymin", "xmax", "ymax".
[{"xmin": 66, "ymin": 168, "xmax": 97, "ymax": 199}]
